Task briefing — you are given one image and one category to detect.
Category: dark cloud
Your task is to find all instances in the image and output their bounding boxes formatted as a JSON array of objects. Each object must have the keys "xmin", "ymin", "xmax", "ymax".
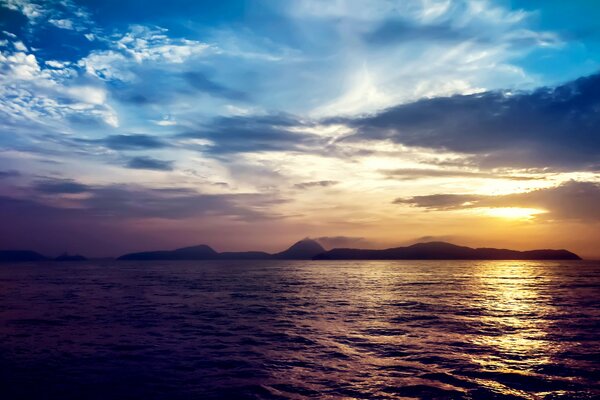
[
  {"xmin": 396, "ymin": 181, "xmax": 600, "ymax": 221},
  {"xmin": 1, "ymin": 180, "xmax": 284, "ymax": 222},
  {"xmin": 0, "ymin": 182, "xmax": 286, "ymax": 256},
  {"xmin": 381, "ymin": 168, "xmax": 540, "ymax": 181},
  {"xmin": 33, "ymin": 178, "xmax": 91, "ymax": 194},
  {"xmin": 126, "ymin": 156, "xmax": 174, "ymax": 171},
  {"xmin": 102, "ymin": 134, "xmax": 167, "ymax": 150},
  {"xmin": 293, "ymin": 180, "xmax": 338, "ymax": 189},
  {"xmin": 0, "ymin": 170, "xmax": 20, "ymax": 179},
  {"xmin": 314, "ymin": 236, "xmax": 372, "ymax": 249},
  {"xmin": 79, "ymin": 186, "xmax": 279, "ymax": 220},
  {"xmin": 181, "ymin": 114, "xmax": 326, "ymax": 154},
  {"xmin": 340, "ymin": 73, "xmax": 600, "ymax": 170}
]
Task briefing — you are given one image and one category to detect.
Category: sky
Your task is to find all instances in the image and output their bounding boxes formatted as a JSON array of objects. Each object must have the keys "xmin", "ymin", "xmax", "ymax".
[{"xmin": 0, "ymin": 0, "xmax": 599, "ymax": 258}]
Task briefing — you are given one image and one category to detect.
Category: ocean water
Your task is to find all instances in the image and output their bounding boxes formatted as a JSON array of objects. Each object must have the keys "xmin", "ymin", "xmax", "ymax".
[{"xmin": 0, "ymin": 260, "xmax": 599, "ymax": 399}]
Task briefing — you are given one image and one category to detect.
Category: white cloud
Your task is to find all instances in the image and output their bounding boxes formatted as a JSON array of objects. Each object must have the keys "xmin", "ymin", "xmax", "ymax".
[
  {"xmin": 45, "ymin": 60, "xmax": 70, "ymax": 68},
  {"xmin": 79, "ymin": 26, "xmax": 211, "ymax": 82},
  {"xmin": 48, "ymin": 18, "xmax": 74, "ymax": 30},
  {"xmin": 13, "ymin": 41, "xmax": 27, "ymax": 51},
  {"xmin": 0, "ymin": 43, "xmax": 117, "ymax": 129},
  {"xmin": 153, "ymin": 118, "xmax": 177, "ymax": 126},
  {"xmin": 66, "ymin": 86, "xmax": 107, "ymax": 105},
  {"xmin": 2, "ymin": 0, "xmax": 94, "ymax": 31},
  {"xmin": 2, "ymin": 0, "xmax": 43, "ymax": 20}
]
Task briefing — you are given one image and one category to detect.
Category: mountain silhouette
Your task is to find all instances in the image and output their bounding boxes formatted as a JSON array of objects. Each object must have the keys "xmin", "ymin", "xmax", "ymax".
[
  {"xmin": 313, "ymin": 241, "xmax": 581, "ymax": 260},
  {"xmin": 1, "ymin": 240, "xmax": 582, "ymax": 262},
  {"xmin": 0, "ymin": 250, "xmax": 49, "ymax": 262},
  {"xmin": 118, "ymin": 240, "xmax": 580, "ymax": 261},
  {"xmin": 273, "ymin": 239, "xmax": 326, "ymax": 259},
  {"xmin": 118, "ymin": 239, "xmax": 326, "ymax": 260},
  {"xmin": 118, "ymin": 244, "xmax": 219, "ymax": 260}
]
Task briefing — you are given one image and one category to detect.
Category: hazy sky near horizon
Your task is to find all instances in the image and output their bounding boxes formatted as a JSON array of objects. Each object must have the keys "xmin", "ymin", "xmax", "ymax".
[{"xmin": 0, "ymin": 0, "xmax": 599, "ymax": 258}]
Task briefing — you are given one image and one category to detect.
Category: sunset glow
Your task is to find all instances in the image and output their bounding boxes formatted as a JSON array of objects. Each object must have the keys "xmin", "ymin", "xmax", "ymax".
[
  {"xmin": 1, "ymin": 2, "xmax": 599, "ymax": 399},
  {"xmin": 483, "ymin": 207, "xmax": 548, "ymax": 220},
  {"xmin": 0, "ymin": 0, "xmax": 599, "ymax": 258}
]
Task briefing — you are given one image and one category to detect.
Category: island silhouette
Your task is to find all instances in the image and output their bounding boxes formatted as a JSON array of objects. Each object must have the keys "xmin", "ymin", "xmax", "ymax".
[
  {"xmin": 0, "ymin": 251, "xmax": 88, "ymax": 262},
  {"xmin": 0, "ymin": 239, "xmax": 582, "ymax": 262},
  {"xmin": 116, "ymin": 239, "xmax": 581, "ymax": 261}
]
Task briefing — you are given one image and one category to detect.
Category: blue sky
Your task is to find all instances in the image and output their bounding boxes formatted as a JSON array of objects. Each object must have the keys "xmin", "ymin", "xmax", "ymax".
[{"xmin": 0, "ymin": 0, "xmax": 599, "ymax": 257}]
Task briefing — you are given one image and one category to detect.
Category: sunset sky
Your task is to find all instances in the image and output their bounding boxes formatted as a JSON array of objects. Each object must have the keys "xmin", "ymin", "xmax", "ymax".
[{"xmin": 0, "ymin": 0, "xmax": 599, "ymax": 258}]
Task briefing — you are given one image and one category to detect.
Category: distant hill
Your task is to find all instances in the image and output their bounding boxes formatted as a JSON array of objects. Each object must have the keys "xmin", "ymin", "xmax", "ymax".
[
  {"xmin": 0, "ymin": 250, "xmax": 48, "ymax": 262},
  {"xmin": 273, "ymin": 239, "xmax": 326, "ymax": 259},
  {"xmin": 313, "ymin": 241, "xmax": 581, "ymax": 260},
  {"xmin": 118, "ymin": 240, "xmax": 581, "ymax": 261},
  {"xmin": 118, "ymin": 244, "xmax": 219, "ymax": 260},
  {"xmin": 2, "ymin": 240, "xmax": 582, "ymax": 262},
  {"xmin": 117, "ymin": 239, "xmax": 325, "ymax": 260}
]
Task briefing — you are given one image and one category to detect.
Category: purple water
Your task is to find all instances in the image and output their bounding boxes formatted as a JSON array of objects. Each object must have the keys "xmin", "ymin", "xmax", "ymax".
[{"xmin": 1, "ymin": 260, "xmax": 599, "ymax": 399}]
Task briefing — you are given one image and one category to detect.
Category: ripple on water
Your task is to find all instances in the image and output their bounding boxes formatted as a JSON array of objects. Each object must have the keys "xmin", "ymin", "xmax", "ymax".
[{"xmin": 0, "ymin": 260, "xmax": 599, "ymax": 399}]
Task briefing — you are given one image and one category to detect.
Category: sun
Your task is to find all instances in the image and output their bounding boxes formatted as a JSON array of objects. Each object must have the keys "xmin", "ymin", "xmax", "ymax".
[{"xmin": 483, "ymin": 207, "xmax": 547, "ymax": 220}]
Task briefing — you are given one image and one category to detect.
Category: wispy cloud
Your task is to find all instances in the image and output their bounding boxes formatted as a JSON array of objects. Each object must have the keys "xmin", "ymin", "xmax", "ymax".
[{"xmin": 294, "ymin": 180, "xmax": 339, "ymax": 190}]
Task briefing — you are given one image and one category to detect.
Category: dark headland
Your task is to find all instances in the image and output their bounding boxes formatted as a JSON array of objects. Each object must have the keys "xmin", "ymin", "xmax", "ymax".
[{"xmin": 117, "ymin": 239, "xmax": 581, "ymax": 261}]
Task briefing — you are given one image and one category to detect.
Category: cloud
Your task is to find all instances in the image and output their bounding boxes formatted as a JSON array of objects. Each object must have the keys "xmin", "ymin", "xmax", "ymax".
[
  {"xmin": 396, "ymin": 181, "xmax": 600, "ymax": 221},
  {"xmin": 79, "ymin": 25, "xmax": 210, "ymax": 81},
  {"xmin": 0, "ymin": 38, "xmax": 118, "ymax": 129},
  {"xmin": 33, "ymin": 178, "xmax": 90, "ymax": 194},
  {"xmin": 293, "ymin": 180, "xmax": 338, "ymax": 190},
  {"xmin": 0, "ymin": 180, "xmax": 289, "ymax": 255},
  {"xmin": 126, "ymin": 156, "xmax": 173, "ymax": 171},
  {"xmin": 380, "ymin": 168, "xmax": 540, "ymax": 180},
  {"xmin": 183, "ymin": 71, "xmax": 247, "ymax": 100},
  {"xmin": 180, "ymin": 114, "xmax": 326, "ymax": 154},
  {"xmin": 3, "ymin": 0, "xmax": 94, "ymax": 32},
  {"xmin": 341, "ymin": 73, "xmax": 600, "ymax": 170},
  {"xmin": 394, "ymin": 193, "xmax": 483, "ymax": 210},
  {"xmin": 48, "ymin": 18, "xmax": 74, "ymax": 30},
  {"xmin": 0, "ymin": 169, "xmax": 20, "ymax": 178},
  {"xmin": 79, "ymin": 186, "xmax": 280, "ymax": 220},
  {"xmin": 101, "ymin": 134, "xmax": 167, "ymax": 150},
  {"xmin": 1, "ymin": 179, "xmax": 285, "ymax": 222}
]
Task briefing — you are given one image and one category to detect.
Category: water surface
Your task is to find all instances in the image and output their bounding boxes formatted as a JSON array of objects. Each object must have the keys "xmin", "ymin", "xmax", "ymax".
[{"xmin": 1, "ymin": 260, "xmax": 599, "ymax": 399}]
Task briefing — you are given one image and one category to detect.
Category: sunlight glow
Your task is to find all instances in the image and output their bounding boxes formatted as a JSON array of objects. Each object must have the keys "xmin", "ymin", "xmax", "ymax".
[{"xmin": 483, "ymin": 207, "xmax": 547, "ymax": 220}]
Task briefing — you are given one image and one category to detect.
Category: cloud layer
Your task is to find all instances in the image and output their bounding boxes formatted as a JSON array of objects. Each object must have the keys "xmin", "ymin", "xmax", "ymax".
[{"xmin": 397, "ymin": 181, "xmax": 600, "ymax": 221}]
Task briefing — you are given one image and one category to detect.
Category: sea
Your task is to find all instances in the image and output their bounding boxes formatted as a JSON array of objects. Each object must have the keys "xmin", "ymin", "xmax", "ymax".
[{"xmin": 0, "ymin": 260, "xmax": 599, "ymax": 399}]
